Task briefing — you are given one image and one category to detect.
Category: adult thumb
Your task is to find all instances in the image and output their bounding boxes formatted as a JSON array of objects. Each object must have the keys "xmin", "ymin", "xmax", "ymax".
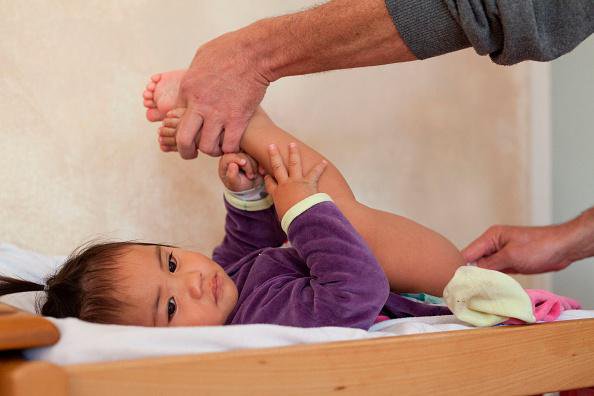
[
  {"xmin": 176, "ymin": 105, "xmax": 203, "ymax": 160},
  {"xmin": 475, "ymin": 252, "xmax": 510, "ymax": 272},
  {"xmin": 461, "ymin": 236, "xmax": 496, "ymax": 264}
]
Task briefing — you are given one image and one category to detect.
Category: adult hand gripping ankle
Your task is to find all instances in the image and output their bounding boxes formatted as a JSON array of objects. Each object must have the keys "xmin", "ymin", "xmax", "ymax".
[{"xmin": 175, "ymin": 31, "xmax": 271, "ymax": 159}]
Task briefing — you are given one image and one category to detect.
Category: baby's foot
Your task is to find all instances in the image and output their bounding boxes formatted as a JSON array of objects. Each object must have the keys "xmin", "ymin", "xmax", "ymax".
[
  {"xmin": 142, "ymin": 70, "xmax": 185, "ymax": 122},
  {"xmin": 157, "ymin": 106, "xmax": 272, "ymax": 153},
  {"xmin": 158, "ymin": 108, "xmax": 186, "ymax": 152}
]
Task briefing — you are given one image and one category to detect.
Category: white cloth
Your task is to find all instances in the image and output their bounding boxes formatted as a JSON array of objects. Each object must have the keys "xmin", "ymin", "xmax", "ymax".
[
  {"xmin": 442, "ymin": 266, "xmax": 535, "ymax": 326},
  {"xmin": 25, "ymin": 310, "xmax": 594, "ymax": 366}
]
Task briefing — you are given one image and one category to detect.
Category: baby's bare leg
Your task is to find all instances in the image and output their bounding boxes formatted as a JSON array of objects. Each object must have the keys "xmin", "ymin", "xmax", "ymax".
[
  {"xmin": 241, "ymin": 109, "xmax": 464, "ymax": 296},
  {"xmin": 159, "ymin": 107, "xmax": 463, "ymax": 295}
]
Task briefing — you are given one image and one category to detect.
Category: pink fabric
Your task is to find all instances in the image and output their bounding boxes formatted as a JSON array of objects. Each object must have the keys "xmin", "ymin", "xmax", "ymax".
[
  {"xmin": 374, "ymin": 315, "xmax": 390, "ymax": 324},
  {"xmin": 504, "ymin": 289, "xmax": 581, "ymax": 325}
]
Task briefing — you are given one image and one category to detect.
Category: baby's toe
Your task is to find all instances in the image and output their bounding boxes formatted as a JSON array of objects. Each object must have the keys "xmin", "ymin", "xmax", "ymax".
[
  {"xmin": 160, "ymin": 144, "xmax": 178, "ymax": 153},
  {"xmin": 143, "ymin": 90, "xmax": 153, "ymax": 100},
  {"xmin": 146, "ymin": 108, "xmax": 164, "ymax": 122},
  {"xmin": 158, "ymin": 136, "xmax": 176, "ymax": 146},
  {"xmin": 150, "ymin": 74, "xmax": 161, "ymax": 83},
  {"xmin": 159, "ymin": 126, "xmax": 176, "ymax": 137},
  {"xmin": 166, "ymin": 108, "xmax": 186, "ymax": 118},
  {"xmin": 162, "ymin": 118, "xmax": 180, "ymax": 128},
  {"xmin": 144, "ymin": 99, "xmax": 156, "ymax": 108}
]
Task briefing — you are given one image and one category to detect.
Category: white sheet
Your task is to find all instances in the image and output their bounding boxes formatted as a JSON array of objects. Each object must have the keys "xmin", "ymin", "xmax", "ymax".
[{"xmin": 26, "ymin": 310, "xmax": 594, "ymax": 366}]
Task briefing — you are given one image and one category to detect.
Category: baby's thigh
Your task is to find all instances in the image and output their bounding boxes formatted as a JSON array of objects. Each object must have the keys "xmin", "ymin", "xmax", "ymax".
[{"xmin": 338, "ymin": 201, "xmax": 464, "ymax": 295}]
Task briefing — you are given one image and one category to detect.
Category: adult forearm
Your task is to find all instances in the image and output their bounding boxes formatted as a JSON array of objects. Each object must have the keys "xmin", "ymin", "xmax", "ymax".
[
  {"xmin": 244, "ymin": 0, "xmax": 416, "ymax": 82},
  {"xmin": 566, "ymin": 207, "xmax": 594, "ymax": 263}
]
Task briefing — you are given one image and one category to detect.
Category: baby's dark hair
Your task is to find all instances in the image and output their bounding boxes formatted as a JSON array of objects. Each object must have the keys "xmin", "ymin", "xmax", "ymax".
[{"xmin": 0, "ymin": 241, "xmax": 152, "ymax": 324}]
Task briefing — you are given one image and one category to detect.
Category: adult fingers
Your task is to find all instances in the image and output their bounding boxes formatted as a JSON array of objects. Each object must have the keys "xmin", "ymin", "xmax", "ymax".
[
  {"xmin": 287, "ymin": 143, "xmax": 303, "ymax": 179},
  {"xmin": 198, "ymin": 117, "xmax": 224, "ymax": 157},
  {"xmin": 461, "ymin": 228, "xmax": 501, "ymax": 263},
  {"xmin": 267, "ymin": 144, "xmax": 288, "ymax": 182},
  {"xmin": 176, "ymin": 105, "xmax": 203, "ymax": 159},
  {"xmin": 475, "ymin": 252, "xmax": 513, "ymax": 272},
  {"xmin": 306, "ymin": 160, "xmax": 328, "ymax": 184},
  {"xmin": 221, "ymin": 118, "xmax": 247, "ymax": 154},
  {"xmin": 264, "ymin": 174, "xmax": 277, "ymax": 194}
]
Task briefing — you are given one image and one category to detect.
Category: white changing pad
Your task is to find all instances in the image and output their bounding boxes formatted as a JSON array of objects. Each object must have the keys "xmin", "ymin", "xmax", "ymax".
[{"xmin": 26, "ymin": 310, "xmax": 594, "ymax": 366}]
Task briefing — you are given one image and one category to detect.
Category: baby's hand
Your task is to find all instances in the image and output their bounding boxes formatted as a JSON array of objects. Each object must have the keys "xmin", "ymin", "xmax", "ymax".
[
  {"xmin": 219, "ymin": 152, "xmax": 264, "ymax": 192},
  {"xmin": 264, "ymin": 143, "xmax": 328, "ymax": 219}
]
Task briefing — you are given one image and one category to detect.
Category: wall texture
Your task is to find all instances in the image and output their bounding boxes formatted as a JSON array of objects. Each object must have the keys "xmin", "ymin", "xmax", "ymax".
[
  {"xmin": 1, "ymin": 1, "xmax": 532, "ymax": 277},
  {"xmin": 552, "ymin": 36, "xmax": 594, "ymax": 307}
]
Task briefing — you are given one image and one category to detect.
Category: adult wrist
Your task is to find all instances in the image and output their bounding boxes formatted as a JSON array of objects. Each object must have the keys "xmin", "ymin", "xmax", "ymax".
[
  {"xmin": 246, "ymin": 0, "xmax": 417, "ymax": 83},
  {"xmin": 246, "ymin": 17, "xmax": 291, "ymax": 83},
  {"xmin": 564, "ymin": 207, "xmax": 594, "ymax": 262}
]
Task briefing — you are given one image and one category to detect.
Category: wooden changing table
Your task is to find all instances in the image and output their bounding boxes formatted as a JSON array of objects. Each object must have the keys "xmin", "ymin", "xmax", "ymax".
[{"xmin": 1, "ymin": 303, "xmax": 593, "ymax": 395}]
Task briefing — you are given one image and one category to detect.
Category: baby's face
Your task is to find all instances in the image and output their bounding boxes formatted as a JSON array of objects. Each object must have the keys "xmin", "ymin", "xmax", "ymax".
[{"xmin": 116, "ymin": 244, "xmax": 238, "ymax": 327}]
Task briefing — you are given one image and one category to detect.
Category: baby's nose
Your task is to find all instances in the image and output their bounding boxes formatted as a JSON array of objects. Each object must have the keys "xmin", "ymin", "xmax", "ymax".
[{"xmin": 187, "ymin": 272, "xmax": 203, "ymax": 300}]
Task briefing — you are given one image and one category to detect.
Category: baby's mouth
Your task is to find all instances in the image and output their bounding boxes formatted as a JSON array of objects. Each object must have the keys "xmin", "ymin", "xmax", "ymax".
[{"xmin": 211, "ymin": 273, "xmax": 220, "ymax": 304}]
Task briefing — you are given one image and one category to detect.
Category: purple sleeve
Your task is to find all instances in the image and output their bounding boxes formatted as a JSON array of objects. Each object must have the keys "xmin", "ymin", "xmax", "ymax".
[
  {"xmin": 212, "ymin": 198, "xmax": 286, "ymax": 268},
  {"xmin": 285, "ymin": 201, "xmax": 390, "ymax": 329}
]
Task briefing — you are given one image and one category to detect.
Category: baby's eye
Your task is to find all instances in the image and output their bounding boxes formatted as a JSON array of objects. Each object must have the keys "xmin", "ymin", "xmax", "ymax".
[
  {"xmin": 168, "ymin": 252, "xmax": 177, "ymax": 273},
  {"xmin": 167, "ymin": 297, "xmax": 177, "ymax": 321}
]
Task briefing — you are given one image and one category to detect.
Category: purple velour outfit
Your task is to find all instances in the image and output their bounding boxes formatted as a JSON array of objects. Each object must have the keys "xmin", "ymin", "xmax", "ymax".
[{"xmin": 214, "ymin": 199, "xmax": 451, "ymax": 330}]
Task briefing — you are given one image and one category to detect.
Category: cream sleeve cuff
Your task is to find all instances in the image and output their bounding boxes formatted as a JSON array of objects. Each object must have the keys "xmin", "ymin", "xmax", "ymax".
[
  {"xmin": 223, "ymin": 190, "xmax": 274, "ymax": 212},
  {"xmin": 281, "ymin": 193, "xmax": 333, "ymax": 234}
]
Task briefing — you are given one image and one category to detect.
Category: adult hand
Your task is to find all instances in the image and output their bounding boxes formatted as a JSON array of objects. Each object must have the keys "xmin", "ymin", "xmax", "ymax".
[
  {"xmin": 461, "ymin": 224, "xmax": 576, "ymax": 274},
  {"xmin": 173, "ymin": 0, "xmax": 416, "ymax": 159},
  {"xmin": 176, "ymin": 30, "xmax": 270, "ymax": 159}
]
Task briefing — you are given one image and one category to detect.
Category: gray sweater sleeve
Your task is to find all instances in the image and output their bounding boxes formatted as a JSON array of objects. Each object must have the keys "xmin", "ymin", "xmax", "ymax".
[{"xmin": 385, "ymin": 0, "xmax": 594, "ymax": 65}]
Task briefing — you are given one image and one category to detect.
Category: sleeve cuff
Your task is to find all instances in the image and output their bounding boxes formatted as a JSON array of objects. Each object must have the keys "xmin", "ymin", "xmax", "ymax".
[
  {"xmin": 223, "ymin": 190, "xmax": 274, "ymax": 212},
  {"xmin": 281, "ymin": 193, "xmax": 333, "ymax": 234},
  {"xmin": 384, "ymin": 0, "xmax": 470, "ymax": 59}
]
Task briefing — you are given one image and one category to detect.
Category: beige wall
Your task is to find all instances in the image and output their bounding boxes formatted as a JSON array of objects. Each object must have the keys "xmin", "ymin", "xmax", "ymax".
[{"xmin": 0, "ymin": 1, "xmax": 532, "ymax": 264}]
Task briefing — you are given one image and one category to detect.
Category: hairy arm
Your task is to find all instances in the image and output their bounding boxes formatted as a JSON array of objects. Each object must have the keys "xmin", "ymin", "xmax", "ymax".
[
  {"xmin": 253, "ymin": 0, "xmax": 416, "ymax": 82},
  {"xmin": 174, "ymin": 0, "xmax": 415, "ymax": 157}
]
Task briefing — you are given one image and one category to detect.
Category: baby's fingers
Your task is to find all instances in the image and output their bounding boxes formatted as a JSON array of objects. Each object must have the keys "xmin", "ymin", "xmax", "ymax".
[
  {"xmin": 264, "ymin": 174, "xmax": 277, "ymax": 194},
  {"xmin": 238, "ymin": 154, "xmax": 257, "ymax": 179},
  {"xmin": 226, "ymin": 162, "xmax": 240, "ymax": 180},
  {"xmin": 268, "ymin": 144, "xmax": 288, "ymax": 182},
  {"xmin": 306, "ymin": 160, "xmax": 328, "ymax": 184},
  {"xmin": 218, "ymin": 154, "xmax": 246, "ymax": 180},
  {"xmin": 287, "ymin": 143, "xmax": 303, "ymax": 179}
]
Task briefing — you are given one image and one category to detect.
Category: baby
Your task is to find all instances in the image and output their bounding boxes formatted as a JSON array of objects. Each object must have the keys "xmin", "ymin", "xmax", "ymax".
[{"xmin": 0, "ymin": 72, "xmax": 466, "ymax": 328}]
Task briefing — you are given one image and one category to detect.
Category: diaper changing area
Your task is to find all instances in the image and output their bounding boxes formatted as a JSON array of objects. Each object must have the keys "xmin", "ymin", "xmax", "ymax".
[
  {"xmin": 2, "ymin": 301, "xmax": 594, "ymax": 395},
  {"xmin": 2, "ymin": 2, "xmax": 593, "ymax": 395},
  {"xmin": 1, "ymin": 244, "xmax": 594, "ymax": 395}
]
